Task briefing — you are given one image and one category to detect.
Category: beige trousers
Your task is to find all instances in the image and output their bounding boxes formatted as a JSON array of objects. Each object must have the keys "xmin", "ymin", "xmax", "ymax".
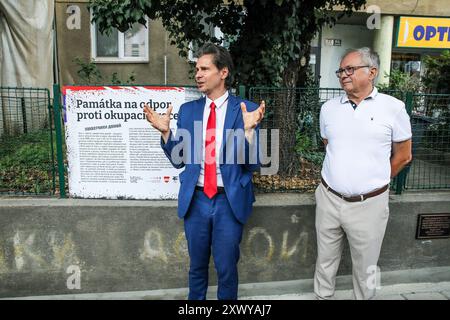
[{"xmin": 314, "ymin": 182, "xmax": 390, "ymax": 300}]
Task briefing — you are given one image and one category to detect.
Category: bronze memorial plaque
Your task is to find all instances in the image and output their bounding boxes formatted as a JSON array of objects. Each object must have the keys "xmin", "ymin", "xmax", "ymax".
[{"xmin": 416, "ymin": 213, "xmax": 450, "ymax": 239}]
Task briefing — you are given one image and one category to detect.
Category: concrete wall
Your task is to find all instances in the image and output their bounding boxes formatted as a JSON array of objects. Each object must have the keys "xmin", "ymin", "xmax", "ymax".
[
  {"xmin": 55, "ymin": 1, "xmax": 194, "ymax": 86},
  {"xmin": 319, "ymin": 24, "xmax": 376, "ymax": 88},
  {"xmin": 0, "ymin": 192, "xmax": 449, "ymax": 298}
]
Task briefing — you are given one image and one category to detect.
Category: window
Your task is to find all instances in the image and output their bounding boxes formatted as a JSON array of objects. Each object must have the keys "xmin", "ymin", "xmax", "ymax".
[
  {"xmin": 391, "ymin": 52, "xmax": 421, "ymax": 76},
  {"xmin": 91, "ymin": 18, "xmax": 149, "ymax": 63}
]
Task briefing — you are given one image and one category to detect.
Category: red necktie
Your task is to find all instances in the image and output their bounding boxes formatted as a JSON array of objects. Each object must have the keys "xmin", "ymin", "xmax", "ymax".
[{"xmin": 204, "ymin": 101, "xmax": 217, "ymax": 198}]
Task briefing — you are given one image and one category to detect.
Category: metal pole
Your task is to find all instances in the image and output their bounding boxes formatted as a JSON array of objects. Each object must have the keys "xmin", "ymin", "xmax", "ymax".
[
  {"xmin": 21, "ymin": 97, "xmax": 27, "ymax": 134},
  {"xmin": 395, "ymin": 92, "xmax": 414, "ymax": 194},
  {"xmin": 239, "ymin": 85, "xmax": 246, "ymax": 99},
  {"xmin": 53, "ymin": 84, "xmax": 66, "ymax": 198}
]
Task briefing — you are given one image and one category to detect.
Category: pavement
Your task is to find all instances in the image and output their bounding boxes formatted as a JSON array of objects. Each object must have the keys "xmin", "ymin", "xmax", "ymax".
[
  {"xmin": 2, "ymin": 266, "xmax": 449, "ymax": 300},
  {"xmin": 241, "ymin": 282, "xmax": 450, "ymax": 300}
]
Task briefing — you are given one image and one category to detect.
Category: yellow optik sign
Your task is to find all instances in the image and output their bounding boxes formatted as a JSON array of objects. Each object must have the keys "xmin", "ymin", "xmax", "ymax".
[{"xmin": 397, "ymin": 16, "xmax": 450, "ymax": 49}]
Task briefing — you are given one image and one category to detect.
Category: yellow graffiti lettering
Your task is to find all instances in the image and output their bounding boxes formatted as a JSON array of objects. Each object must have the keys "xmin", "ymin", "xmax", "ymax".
[
  {"xmin": 49, "ymin": 231, "xmax": 80, "ymax": 269},
  {"xmin": 13, "ymin": 232, "xmax": 47, "ymax": 271},
  {"xmin": 246, "ymin": 227, "xmax": 274, "ymax": 262},
  {"xmin": 140, "ymin": 228, "xmax": 168, "ymax": 263},
  {"xmin": 173, "ymin": 232, "xmax": 188, "ymax": 260},
  {"xmin": 0, "ymin": 247, "xmax": 7, "ymax": 274},
  {"xmin": 280, "ymin": 231, "xmax": 309, "ymax": 260}
]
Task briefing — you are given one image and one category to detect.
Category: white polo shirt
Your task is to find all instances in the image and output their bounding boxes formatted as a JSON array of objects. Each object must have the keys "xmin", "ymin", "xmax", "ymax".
[{"xmin": 320, "ymin": 87, "xmax": 412, "ymax": 195}]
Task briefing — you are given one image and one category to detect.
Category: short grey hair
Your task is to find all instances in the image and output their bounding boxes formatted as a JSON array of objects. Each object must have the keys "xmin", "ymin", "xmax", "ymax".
[{"xmin": 342, "ymin": 47, "xmax": 380, "ymax": 81}]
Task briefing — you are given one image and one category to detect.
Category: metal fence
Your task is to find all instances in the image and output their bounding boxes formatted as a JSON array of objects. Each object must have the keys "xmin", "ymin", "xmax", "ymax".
[
  {"xmin": 249, "ymin": 87, "xmax": 450, "ymax": 194},
  {"xmin": 405, "ymin": 93, "xmax": 450, "ymax": 190},
  {"xmin": 0, "ymin": 87, "xmax": 56, "ymax": 195},
  {"xmin": 1, "ymin": 85, "xmax": 448, "ymax": 197},
  {"xmin": 249, "ymin": 87, "xmax": 340, "ymax": 192}
]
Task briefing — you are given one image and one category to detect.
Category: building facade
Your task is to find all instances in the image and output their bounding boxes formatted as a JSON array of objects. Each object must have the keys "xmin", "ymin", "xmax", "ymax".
[
  {"xmin": 55, "ymin": 1, "xmax": 449, "ymax": 89},
  {"xmin": 316, "ymin": 0, "xmax": 450, "ymax": 88},
  {"xmin": 55, "ymin": 0, "xmax": 194, "ymax": 87}
]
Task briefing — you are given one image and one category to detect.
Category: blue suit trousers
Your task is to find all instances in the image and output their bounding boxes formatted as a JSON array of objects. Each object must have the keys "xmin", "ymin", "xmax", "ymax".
[{"xmin": 184, "ymin": 190, "xmax": 243, "ymax": 300}]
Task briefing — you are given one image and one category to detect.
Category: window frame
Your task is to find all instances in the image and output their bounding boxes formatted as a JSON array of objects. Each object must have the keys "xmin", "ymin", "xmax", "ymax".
[{"xmin": 90, "ymin": 16, "xmax": 149, "ymax": 63}]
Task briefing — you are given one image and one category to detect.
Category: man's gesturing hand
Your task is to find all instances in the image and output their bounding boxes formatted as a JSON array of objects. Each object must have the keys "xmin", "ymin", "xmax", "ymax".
[
  {"xmin": 143, "ymin": 103, "xmax": 173, "ymax": 143},
  {"xmin": 144, "ymin": 103, "xmax": 172, "ymax": 133},
  {"xmin": 241, "ymin": 100, "xmax": 265, "ymax": 131}
]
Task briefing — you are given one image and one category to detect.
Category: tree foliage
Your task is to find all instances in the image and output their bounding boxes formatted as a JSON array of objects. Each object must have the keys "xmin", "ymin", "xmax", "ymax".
[
  {"xmin": 89, "ymin": 0, "xmax": 366, "ymax": 88},
  {"xmin": 422, "ymin": 50, "xmax": 450, "ymax": 94},
  {"xmin": 89, "ymin": 0, "xmax": 367, "ymax": 176},
  {"xmin": 377, "ymin": 69, "xmax": 423, "ymax": 94}
]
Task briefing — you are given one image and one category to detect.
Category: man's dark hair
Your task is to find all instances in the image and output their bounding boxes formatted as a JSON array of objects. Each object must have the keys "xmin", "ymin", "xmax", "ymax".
[{"xmin": 196, "ymin": 43, "xmax": 234, "ymax": 88}]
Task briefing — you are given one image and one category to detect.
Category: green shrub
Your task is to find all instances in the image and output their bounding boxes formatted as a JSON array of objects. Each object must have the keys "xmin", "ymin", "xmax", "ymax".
[
  {"xmin": 378, "ymin": 69, "xmax": 422, "ymax": 93},
  {"xmin": 0, "ymin": 130, "xmax": 54, "ymax": 194},
  {"xmin": 73, "ymin": 57, "xmax": 136, "ymax": 85},
  {"xmin": 422, "ymin": 50, "xmax": 450, "ymax": 94}
]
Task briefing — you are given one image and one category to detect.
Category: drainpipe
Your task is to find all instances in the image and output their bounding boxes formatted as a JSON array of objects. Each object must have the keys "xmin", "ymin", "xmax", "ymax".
[{"xmin": 164, "ymin": 31, "xmax": 168, "ymax": 85}]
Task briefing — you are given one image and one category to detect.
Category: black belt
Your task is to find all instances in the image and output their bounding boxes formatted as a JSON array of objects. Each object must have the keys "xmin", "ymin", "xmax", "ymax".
[
  {"xmin": 195, "ymin": 186, "xmax": 226, "ymax": 194},
  {"xmin": 321, "ymin": 178, "xmax": 388, "ymax": 202}
]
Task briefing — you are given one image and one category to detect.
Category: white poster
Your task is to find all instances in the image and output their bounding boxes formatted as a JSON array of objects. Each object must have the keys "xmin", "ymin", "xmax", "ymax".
[{"xmin": 63, "ymin": 86, "xmax": 201, "ymax": 199}]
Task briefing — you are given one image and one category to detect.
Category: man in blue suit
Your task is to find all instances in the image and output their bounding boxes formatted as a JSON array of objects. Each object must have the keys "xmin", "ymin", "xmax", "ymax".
[{"xmin": 144, "ymin": 43, "xmax": 265, "ymax": 300}]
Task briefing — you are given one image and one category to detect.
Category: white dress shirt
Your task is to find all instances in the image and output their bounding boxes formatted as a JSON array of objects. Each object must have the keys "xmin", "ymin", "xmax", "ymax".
[{"xmin": 197, "ymin": 91, "xmax": 229, "ymax": 187}]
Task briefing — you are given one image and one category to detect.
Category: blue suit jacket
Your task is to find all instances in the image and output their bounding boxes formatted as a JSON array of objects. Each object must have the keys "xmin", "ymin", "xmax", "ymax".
[{"xmin": 161, "ymin": 93, "xmax": 260, "ymax": 224}]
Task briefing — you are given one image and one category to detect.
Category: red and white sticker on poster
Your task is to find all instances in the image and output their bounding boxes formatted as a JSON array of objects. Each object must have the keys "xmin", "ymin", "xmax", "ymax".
[{"xmin": 63, "ymin": 86, "xmax": 201, "ymax": 199}]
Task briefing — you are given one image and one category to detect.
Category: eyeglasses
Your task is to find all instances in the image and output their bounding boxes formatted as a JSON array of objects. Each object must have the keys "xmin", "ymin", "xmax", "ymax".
[{"xmin": 335, "ymin": 65, "xmax": 371, "ymax": 78}]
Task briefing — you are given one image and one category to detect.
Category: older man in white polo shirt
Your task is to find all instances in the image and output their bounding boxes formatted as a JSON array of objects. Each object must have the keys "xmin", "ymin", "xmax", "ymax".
[{"xmin": 314, "ymin": 47, "xmax": 412, "ymax": 300}]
